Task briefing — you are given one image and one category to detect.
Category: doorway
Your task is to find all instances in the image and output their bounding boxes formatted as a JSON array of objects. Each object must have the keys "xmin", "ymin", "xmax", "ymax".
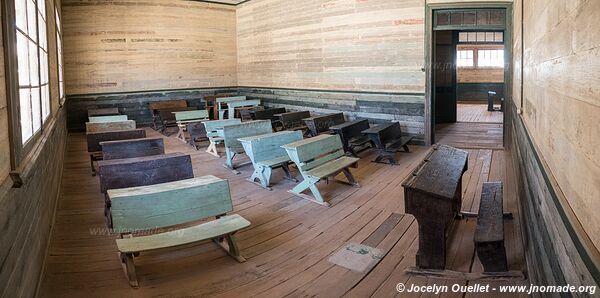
[{"xmin": 426, "ymin": 5, "xmax": 512, "ymax": 149}]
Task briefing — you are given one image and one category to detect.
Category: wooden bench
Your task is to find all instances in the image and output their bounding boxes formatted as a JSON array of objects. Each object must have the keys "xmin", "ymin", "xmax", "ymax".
[
  {"xmin": 217, "ymin": 96, "xmax": 246, "ymax": 119},
  {"xmin": 273, "ymin": 111, "xmax": 311, "ymax": 132},
  {"xmin": 88, "ymin": 107, "xmax": 120, "ymax": 118},
  {"xmin": 474, "ymin": 181, "xmax": 508, "ymax": 272},
  {"xmin": 204, "ymin": 94, "xmax": 236, "ymax": 120},
  {"xmin": 402, "ymin": 145, "xmax": 468, "ymax": 269},
  {"xmin": 173, "ymin": 110, "xmax": 209, "ymax": 143},
  {"xmin": 98, "ymin": 152, "xmax": 195, "ymax": 227},
  {"xmin": 252, "ymin": 107, "xmax": 286, "ymax": 122},
  {"xmin": 88, "ymin": 115, "xmax": 128, "ymax": 123},
  {"xmin": 239, "ymin": 131, "xmax": 303, "ymax": 190},
  {"xmin": 148, "ymin": 100, "xmax": 188, "ymax": 130},
  {"xmin": 226, "ymin": 99, "xmax": 261, "ymax": 120},
  {"xmin": 330, "ymin": 119, "xmax": 373, "ymax": 156},
  {"xmin": 157, "ymin": 107, "xmax": 198, "ymax": 134},
  {"xmin": 303, "ymin": 112, "xmax": 345, "ymax": 137},
  {"xmin": 282, "ymin": 134, "xmax": 360, "ymax": 206},
  {"xmin": 86, "ymin": 120, "xmax": 136, "ymax": 133},
  {"xmin": 203, "ymin": 119, "xmax": 242, "ymax": 157},
  {"xmin": 86, "ymin": 129, "xmax": 147, "ymax": 176},
  {"xmin": 362, "ymin": 122, "xmax": 413, "ymax": 165},
  {"xmin": 221, "ymin": 120, "xmax": 273, "ymax": 174},
  {"xmin": 108, "ymin": 176, "xmax": 251, "ymax": 287},
  {"xmin": 100, "ymin": 137, "xmax": 165, "ymax": 160}
]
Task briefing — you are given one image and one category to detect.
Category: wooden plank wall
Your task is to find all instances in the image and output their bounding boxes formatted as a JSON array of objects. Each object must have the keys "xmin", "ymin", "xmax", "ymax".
[
  {"xmin": 66, "ymin": 87, "xmax": 237, "ymax": 131},
  {"xmin": 62, "ymin": 0, "xmax": 237, "ymax": 95},
  {"xmin": 508, "ymin": 0, "xmax": 600, "ymax": 287},
  {"xmin": 0, "ymin": 0, "xmax": 69, "ymax": 296},
  {"xmin": 520, "ymin": 0, "xmax": 600, "ymax": 252},
  {"xmin": 236, "ymin": 0, "xmax": 426, "ymax": 139}
]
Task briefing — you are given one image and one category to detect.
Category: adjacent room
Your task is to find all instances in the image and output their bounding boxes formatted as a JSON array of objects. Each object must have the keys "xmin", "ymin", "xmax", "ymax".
[{"xmin": 0, "ymin": 0, "xmax": 598, "ymax": 297}]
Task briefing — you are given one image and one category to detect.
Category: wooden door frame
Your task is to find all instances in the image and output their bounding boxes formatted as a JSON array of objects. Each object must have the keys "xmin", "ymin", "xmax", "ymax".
[{"xmin": 424, "ymin": 2, "xmax": 514, "ymax": 146}]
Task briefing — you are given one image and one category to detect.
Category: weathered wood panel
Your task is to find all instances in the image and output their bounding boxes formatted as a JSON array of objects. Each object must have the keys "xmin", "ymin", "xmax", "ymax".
[
  {"xmin": 507, "ymin": 104, "xmax": 599, "ymax": 289},
  {"xmin": 98, "ymin": 153, "xmax": 194, "ymax": 193},
  {"xmin": 239, "ymin": 87, "xmax": 425, "ymax": 141},
  {"xmin": 518, "ymin": 0, "xmax": 600, "ymax": 252},
  {"xmin": 0, "ymin": 3, "xmax": 9, "ymax": 179},
  {"xmin": 62, "ymin": 0, "xmax": 237, "ymax": 95},
  {"xmin": 236, "ymin": 0, "xmax": 425, "ymax": 93},
  {"xmin": 0, "ymin": 110, "xmax": 67, "ymax": 298},
  {"xmin": 101, "ymin": 137, "xmax": 165, "ymax": 160},
  {"xmin": 0, "ymin": 1, "xmax": 67, "ymax": 296},
  {"xmin": 66, "ymin": 87, "xmax": 237, "ymax": 131}
]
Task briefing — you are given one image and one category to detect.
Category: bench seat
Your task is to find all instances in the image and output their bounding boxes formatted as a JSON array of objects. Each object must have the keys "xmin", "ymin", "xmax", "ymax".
[
  {"xmin": 306, "ymin": 156, "xmax": 358, "ymax": 179},
  {"xmin": 257, "ymin": 155, "xmax": 291, "ymax": 168},
  {"xmin": 385, "ymin": 136, "xmax": 413, "ymax": 152},
  {"xmin": 117, "ymin": 214, "xmax": 250, "ymax": 253}
]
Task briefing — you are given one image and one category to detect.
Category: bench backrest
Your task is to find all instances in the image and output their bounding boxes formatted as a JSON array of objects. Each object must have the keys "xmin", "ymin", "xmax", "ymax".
[
  {"xmin": 332, "ymin": 119, "xmax": 369, "ymax": 140},
  {"xmin": 306, "ymin": 113, "xmax": 345, "ymax": 135},
  {"xmin": 86, "ymin": 120, "xmax": 136, "ymax": 133},
  {"xmin": 88, "ymin": 115, "xmax": 128, "ymax": 123},
  {"xmin": 279, "ymin": 111, "xmax": 311, "ymax": 129},
  {"xmin": 282, "ymin": 134, "xmax": 344, "ymax": 172},
  {"xmin": 98, "ymin": 152, "xmax": 194, "ymax": 193},
  {"xmin": 109, "ymin": 176, "xmax": 232, "ymax": 232},
  {"xmin": 239, "ymin": 131, "xmax": 303, "ymax": 164},
  {"xmin": 254, "ymin": 107, "xmax": 286, "ymax": 121},
  {"xmin": 88, "ymin": 108, "xmax": 120, "ymax": 117},
  {"xmin": 87, "ymin": 129, "xmax": 147, "ymax": 153},
  {"xmin": 227, "ymin": 99, "xmax": 261, "ymax": 119},
  {"xmin": 222, "ymin": 120, "xmax": 273, "ymax": 150},
  {"xmin": 203, "ymin": 119, "xmax": 242, "ymax": 135},
  {"xmin": 174, "ymin": 110, "xmax": 209, "ymax": 121},
  {"xmin": 216, "ymin": 96, "xmax": 246, "ymax": 105},
  {"xmin": 158, "ymin": 107, "xmax": 197, "ymax": 122},
  {"xmin": 101, "ymin": 137, "xmax": 165, "ymax": 160},
  {"xmin": 149, "ymin": 100, "xmax": 188, "ymax": 112},
  {"xmin": 378, "ymin": 122, "xmax": 403, "ymax": 144}
]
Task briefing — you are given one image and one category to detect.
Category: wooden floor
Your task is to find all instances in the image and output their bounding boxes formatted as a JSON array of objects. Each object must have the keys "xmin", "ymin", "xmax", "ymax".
[
  {"xmin": 456, "ymin": 103, "xmax": 503, "ymax": 123},
  {"xmin": 436, "ymin": 122, "xmax": 504, "ymax": 150},
  {"xmin": 40, "ymin": 128, "xmax": 526, "ymax": 297}
]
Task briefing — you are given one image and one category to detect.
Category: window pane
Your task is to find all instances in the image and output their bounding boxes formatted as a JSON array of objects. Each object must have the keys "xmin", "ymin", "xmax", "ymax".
[
  {"xmin": 495, "ymin": 32, "xmax": 503, "ymax": 42},
  {"xmin": 478, "ymin": 49, "xmax": 504, "ymax": 67},
  {"xmin": 476, "ymin": 32, "xmax": 485, "ymax": 42},
  {"xmin": 17, "ymin": 32, "xmax": 30, "ymax": 86},
  {"xmin": 39, "ymin": 16, "xmax": 47, "ymax": 50},
  {"xmin": 40, "ymin": 52, "xmax": 48, "ymax": 84},
  {"xmin": 31, "ymin": 87, "xmax": 41, "ymax": 132},
  {"xmin": 485, "ymin": 32, "xmax": 495, "ymax": 42},
  {"xmin": 20, "ymin": 88, "xmax": 33, "ymax": 142},
  {"xmin": 457, "ymin": 50, "xmax": 474, "ymax": 67},
  {"xmin": 459, "ymin": 32, "xmax": 468, "ymax": 42},
  {"xmin": 27, "ymin": 0, "xmax": 37, "ymax": 41},
  {"xmin": 467, "ymin": 32, "xmax": 476, "ymax": 42},
  {"xmin": 28, "ymin": 40, "xmax": 39, "ymax": 86},
  {"xmin": 38, "ymin": 0, "xmax": 46, "ymax": 19},
  {"xmin": 41, "ymin": 85, "xmax": 50, "ymax": 120},
  {"xmin": 15, "ymin": 0, "xmax": 27, "ymax": 31}
]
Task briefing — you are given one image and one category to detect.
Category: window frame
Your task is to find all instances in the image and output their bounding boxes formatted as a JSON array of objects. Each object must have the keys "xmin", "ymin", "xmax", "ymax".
[
  {"xmin": 54, "ymin": 0, "xmax": 64, "ymax": 106},
  {"xmin": 456, "ymin": 49, "xmax": 474, "ymax": 68},
  {"xmin": 477, "ymin": 48, "xmax": 505, "ymax": 68},
  {"xmin": 2, "ymin": 0, "xmax": 53, "ymax": 169}
]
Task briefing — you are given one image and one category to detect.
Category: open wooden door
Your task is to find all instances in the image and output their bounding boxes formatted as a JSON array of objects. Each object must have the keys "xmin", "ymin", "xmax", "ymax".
[{"xmin": 433, "ymin": 30, "xmax": 458, "ymax": 124}]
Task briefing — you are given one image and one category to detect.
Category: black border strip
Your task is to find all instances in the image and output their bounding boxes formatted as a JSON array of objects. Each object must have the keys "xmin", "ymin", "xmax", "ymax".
[
  {"xmin": 66, "ymin": 86, "xmax": 426, "ymax": 98},
  {"xmin": 515, "ymin": 108, "xmax": 600, "ymax": 284}
]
